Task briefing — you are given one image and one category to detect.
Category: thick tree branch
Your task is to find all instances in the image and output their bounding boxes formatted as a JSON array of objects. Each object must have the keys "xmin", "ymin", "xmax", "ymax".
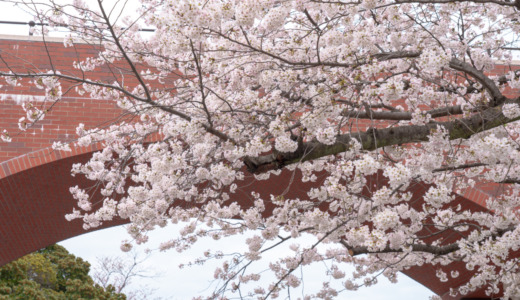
[
  {"xmin": 371, "ymin": 51, "xmax": 421, "ymax": 60},
  {"xmin": 449, "ymin": 58, "xmax": 506, "ymax": 105},
  {"xmin": 342, "ymin": 105, "xmax": 466, "ymax": 120},
  {"xmin": 433, "ymin": 162, "xmax": 487, "ymax": 172},
  {"xmin": 345, "ymin": 241, "xmax": 460, "ymax": 256},
  {"xmin": 244, "ymin": 56, "xmax": 512, "ymax": 173},
  {"xmin": 501, "ymin": 179, "xmax": 520, "ymax": 184},
  {"xmin": 392, "ymin": 0, "xmax": 515, "ymax": 6},
  {"xmin": 244, "ymin": 99, "xmax": 519, "ymax": 174},
  {"xmin": 342, "ymin": 226, "xmax": 514, "ymax": 256}
]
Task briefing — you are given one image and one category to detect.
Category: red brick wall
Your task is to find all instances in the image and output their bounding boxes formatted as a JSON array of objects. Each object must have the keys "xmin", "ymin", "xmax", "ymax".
[{"xmin": 0, "ymin": 37, "xmax": 134, "ymax": 162}]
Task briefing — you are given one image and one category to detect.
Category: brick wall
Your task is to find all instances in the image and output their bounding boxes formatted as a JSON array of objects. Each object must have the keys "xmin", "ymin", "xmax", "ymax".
[{"xmin": 0, "ymin": 36, "xmax": 134, "ymax": 162}]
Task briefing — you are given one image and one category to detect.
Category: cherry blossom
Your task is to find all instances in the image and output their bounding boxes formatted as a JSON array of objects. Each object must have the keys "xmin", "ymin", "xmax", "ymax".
[{"xmin": 3, "ymin": 0, "xmax": 520, "ymax": 298}]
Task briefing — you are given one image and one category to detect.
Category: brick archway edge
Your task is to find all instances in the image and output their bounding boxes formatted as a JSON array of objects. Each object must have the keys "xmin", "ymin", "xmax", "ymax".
[
  {"xmin": 0, "ymin": 144, "xmax": 127, "ymax": 267},
  {"xmin": 0, "ymin": 142, "xmax": 495, "ymax": 299}
]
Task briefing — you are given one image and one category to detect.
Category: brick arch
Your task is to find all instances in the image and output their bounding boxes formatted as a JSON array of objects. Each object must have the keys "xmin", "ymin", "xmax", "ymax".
[
  {"xmin": 0, "ymin": 144, "xmax": 127, "ymax": 266},
  {"xmin": 0, "ymin": 143, "xmax": 495, "ymax": 299},
  {"xmin": 0, "ymin": 35, "xmax": 510, "ymax": 299}
]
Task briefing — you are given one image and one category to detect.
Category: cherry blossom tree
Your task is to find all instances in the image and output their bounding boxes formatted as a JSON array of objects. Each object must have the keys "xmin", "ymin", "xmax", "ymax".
[{"xmin": 3, "ymin": 0, "xmax": 520, "ymax": 298}]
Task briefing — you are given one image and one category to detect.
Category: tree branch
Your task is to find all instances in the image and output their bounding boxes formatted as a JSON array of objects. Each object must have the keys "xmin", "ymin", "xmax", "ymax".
[
  {"xmin": 244, "ymin": 99, "xmax": 519, "ymax": 174},
  {"xmin": 433, "ymin": 162, "xmax": 487, "ymax": 172},
  {"xmin": 344, "ymin": 241, "xmax": 460, "ymax": 256},
  {"xmin": 342, "ymin": 225, "xmax": 514, "ymax": 256},
  {"xmin": 393, "ymin": 0, "xmax": 515, "ymax": 6},
  {"xmin": 448, "ymin": 58, "xmax": 506, "ymax": 106},
  {"xmin": 342, "ymin": 105, "xmax": 466, "ymax": 120},
  {"xmin": 0, "ymin": 71, "xmax": 235, "ymax": 144}
]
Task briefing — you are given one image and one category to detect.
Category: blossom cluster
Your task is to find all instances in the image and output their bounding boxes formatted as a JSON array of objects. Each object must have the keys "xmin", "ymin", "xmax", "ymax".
[{"xmin": 3, "ymin": 0, "xmax": 520, "ymax": 298}]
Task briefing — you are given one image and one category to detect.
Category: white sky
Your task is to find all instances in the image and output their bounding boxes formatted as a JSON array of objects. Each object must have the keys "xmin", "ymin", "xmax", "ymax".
[
  {"xmin": 59, "ymin": 224, "xmax": 433, "ymax": 299},
  {"xmin": 0, "ymin": 0, "xmax": 433, "ymax": 298}
]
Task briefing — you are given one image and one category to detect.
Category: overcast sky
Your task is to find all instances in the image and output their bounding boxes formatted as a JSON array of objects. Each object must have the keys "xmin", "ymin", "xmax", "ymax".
[
  {"xmin": 0, "ymin": 1, "xmax": 433, "ymax": 298},
  {"xmin": 59, "ymin": 224, "xmax": 433, "ymax": 299}
]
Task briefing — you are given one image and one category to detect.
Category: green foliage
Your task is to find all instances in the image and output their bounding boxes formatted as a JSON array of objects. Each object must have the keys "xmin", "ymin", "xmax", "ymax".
[{"xmin": 0, "ymin": 245, "xmax": 126, "ymax": 300}]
